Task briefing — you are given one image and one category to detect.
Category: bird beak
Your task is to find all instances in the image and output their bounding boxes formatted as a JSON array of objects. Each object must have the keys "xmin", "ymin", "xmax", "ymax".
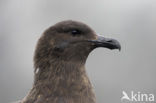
[{"xmin": 90, "ymin": 35, "xmax": 121, "ymax": 51}]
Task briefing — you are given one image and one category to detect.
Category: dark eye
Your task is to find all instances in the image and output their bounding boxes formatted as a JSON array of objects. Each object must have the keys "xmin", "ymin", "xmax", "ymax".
[{"xmin": 71, "ymin": 29, "xmax": 81, "ymax": 36}]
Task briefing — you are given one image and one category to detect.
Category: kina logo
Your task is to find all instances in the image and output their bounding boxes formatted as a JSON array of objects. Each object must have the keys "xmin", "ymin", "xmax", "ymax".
[{"xmin": 121, "ymin": 91, "xmax": 154, "ymax": 102}]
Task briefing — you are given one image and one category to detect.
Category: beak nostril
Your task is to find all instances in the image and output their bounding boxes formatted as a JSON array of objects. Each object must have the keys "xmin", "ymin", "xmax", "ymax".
[{"xmin": 107, "ymin": 40, "xmax": 113, "ymax": 43}]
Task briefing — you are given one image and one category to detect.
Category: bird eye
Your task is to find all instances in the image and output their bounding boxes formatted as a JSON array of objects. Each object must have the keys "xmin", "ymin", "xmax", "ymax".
[{"xmin": 71, "ymin": 29, "xmax": 81, "ymax": 36}]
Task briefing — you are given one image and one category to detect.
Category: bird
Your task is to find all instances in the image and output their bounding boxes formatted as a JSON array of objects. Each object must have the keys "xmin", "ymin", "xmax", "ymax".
[{"xmin": 16, "ymin": 20, "xmax": 121, "ymax": 103}]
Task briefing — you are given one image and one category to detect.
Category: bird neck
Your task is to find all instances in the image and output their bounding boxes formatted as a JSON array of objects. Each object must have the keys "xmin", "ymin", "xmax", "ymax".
[
  {"xmin": 23, "ymin": 60, "xmax": 96, "ymax": 103},
  {"xmin": 34, "ymin": 60, "xmax": 87, "ymax": 85}
]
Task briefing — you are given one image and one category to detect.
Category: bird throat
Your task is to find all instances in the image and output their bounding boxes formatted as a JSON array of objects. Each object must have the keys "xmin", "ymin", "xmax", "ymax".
[{"xmin": 22, "ymin": 60, "xmax": 96, "ymax": 103}]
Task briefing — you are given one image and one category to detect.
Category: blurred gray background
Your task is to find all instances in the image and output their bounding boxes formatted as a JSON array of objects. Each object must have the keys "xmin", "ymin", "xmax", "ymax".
[{"xmin": 0, "ymin": 0, "xmax": 156, "ymax": 103}]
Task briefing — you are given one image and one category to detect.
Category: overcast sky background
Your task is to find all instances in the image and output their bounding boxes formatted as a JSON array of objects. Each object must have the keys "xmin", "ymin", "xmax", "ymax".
[{"xmin": 0, "ymin": 0, "xmax": 156, "ymax": 103}]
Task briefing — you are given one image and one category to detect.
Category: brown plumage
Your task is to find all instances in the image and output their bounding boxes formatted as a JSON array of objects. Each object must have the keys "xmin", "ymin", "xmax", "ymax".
[{"xmin": 18, "ymin": 20, "xmax": 121, "ymax": 103}]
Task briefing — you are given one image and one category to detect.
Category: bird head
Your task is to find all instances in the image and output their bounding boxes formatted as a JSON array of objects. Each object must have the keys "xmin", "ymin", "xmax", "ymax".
[{"xmin": 34, "ymin": 20, "xmax": 121, "ymax": 68}]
